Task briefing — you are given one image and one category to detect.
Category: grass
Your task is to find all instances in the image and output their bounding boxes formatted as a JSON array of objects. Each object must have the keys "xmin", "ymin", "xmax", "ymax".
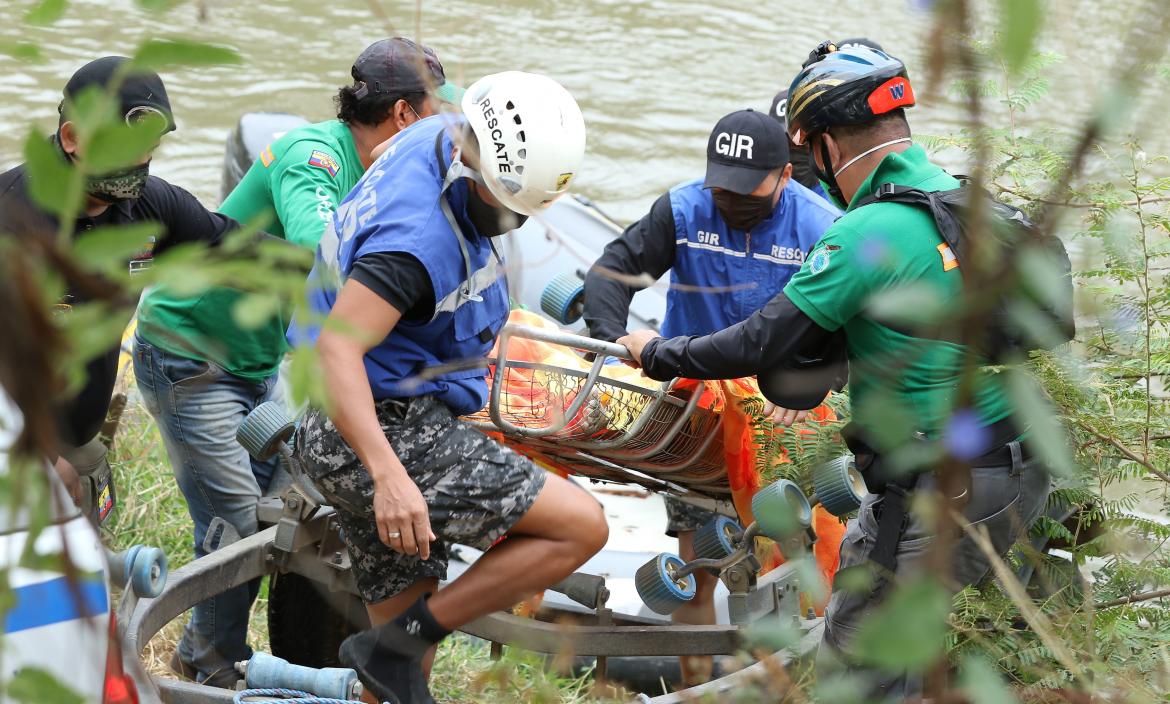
[
  {"xmin": 102, "ymin": 396, "xmax": 619, "ymax": 702},
  {"xmin": 104, "ymin": 399, "xmax": 272, "ymax": 679}
]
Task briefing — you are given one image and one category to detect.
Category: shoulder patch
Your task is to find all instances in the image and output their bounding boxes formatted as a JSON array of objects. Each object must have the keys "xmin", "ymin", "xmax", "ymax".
[
  {"xmin": 808, "ymin": 248, "xmax": 832, "ymax": 275},
  {"xmin": 307, "ymin": 150, "xmax": 340, "ymax": 178},
  {"xmin": 937, "ymin": 243, "xmax": 959, "ymax": 271},
  {"xmin": 259, "ymin": 146, "xmax": 275, "ymax": 168}
]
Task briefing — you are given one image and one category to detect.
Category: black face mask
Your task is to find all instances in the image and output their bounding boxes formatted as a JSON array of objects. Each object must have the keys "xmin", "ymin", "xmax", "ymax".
[
  {"xmin": 57, "ymin": 132, "xmax": 151, "ymax": 204},
  {"xmin": 466, "ymin": 185, "xmax": 527, "ymax": 237},
  {"xmin": 712, "ymin": 177, "xmax": 781, "ymax": 232},
  {"xmin": 788, "ymin": 143, "xmax": 820, "ymax": 191}
]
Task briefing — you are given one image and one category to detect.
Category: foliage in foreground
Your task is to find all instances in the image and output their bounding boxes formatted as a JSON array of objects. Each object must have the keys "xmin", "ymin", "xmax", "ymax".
[{"xmin": 3, "ymin": 0, "xmax": 1170, "ymax": 702}]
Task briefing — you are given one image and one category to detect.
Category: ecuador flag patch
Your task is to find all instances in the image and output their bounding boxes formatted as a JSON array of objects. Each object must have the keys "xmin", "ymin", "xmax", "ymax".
[{"xmin": 308, "ymin": 150, "xmax": 340, "ymax": 178}]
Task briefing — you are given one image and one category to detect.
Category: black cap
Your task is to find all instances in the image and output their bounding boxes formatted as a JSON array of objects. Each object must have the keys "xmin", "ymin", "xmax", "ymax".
[
  {"xmin": 62, "ymin": 56, "xmax": 175, "ymax": 132},
  {"xmin": 703, "ymin": 109, "xmax": 790, "ymax": 194},
  {"xmin": 351, "ymin": 37, "xmax": 447, "ymax": 100},
  {"xmin": 769, "ymin": 88, "xmax": 790, "ymax": 126}
]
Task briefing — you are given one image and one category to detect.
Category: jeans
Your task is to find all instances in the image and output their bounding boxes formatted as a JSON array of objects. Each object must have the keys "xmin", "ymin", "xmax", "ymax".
[
  {"xmin": 133, "ymin": 335, "xmax": 284, "ymax": 682},
  {"xmin": 817, "ymin": 444, "xmax": 1052, "ymax": 701}
]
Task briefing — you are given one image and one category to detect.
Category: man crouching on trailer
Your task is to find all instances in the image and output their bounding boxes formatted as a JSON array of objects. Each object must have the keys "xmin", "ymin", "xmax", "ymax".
[{"xmin": 288, "ymin": 72, "xmax": 607, "ymax": 704}]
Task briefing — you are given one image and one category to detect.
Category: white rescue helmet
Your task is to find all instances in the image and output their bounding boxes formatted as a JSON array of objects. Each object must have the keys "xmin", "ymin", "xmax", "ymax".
[{"xmin": 461, "ymin": 71, "xmax": 586, "ymax": 215}]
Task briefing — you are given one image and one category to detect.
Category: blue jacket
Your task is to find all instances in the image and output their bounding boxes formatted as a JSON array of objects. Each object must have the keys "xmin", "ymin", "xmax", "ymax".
[
  {"xmin": 661, "ymin": 178, "xmax": 840, "ymax": 337},
  {"xmin": 290, "ymin": 115, "xmax": 509, "ymax": 416}
]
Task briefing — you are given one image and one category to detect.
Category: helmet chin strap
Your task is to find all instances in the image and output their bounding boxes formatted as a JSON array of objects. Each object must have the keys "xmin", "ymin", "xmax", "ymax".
[
  {"xmin": 438, "ymin": 143, "xmax": 491, "ymax": 303},
  {"xmin": 814, "ymin": 138, "xmax": 845, "ymax": 206},
  {"xmin": 833, "ymin": 137, "xmax": 912, "ymax": 178}
]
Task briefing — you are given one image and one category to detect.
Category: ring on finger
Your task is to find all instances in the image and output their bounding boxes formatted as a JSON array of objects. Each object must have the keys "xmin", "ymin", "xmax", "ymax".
[{"xmin": 387, "ymin": 531, "xmax": 401, "ymax": 540}]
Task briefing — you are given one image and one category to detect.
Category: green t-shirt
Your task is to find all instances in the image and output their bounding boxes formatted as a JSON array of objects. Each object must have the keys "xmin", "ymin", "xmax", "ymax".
[
  {"xmin": 784, "ymin": 144, "xmax": 1014, "ymax": 446},
  {"xmin": 137, "ymin": 119, "xmax": 364, "ymax": 380}
]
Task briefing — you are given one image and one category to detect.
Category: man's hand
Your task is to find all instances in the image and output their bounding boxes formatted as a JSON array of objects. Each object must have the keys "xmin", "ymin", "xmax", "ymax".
[
  {"xmin": 763, "ymin": 401, "xmax": 809, "ymax": 428},
  {"xmin": 53, "ymin": 457, "xmax": 82, "ymax": 507},
  {"xmin": 616, "ymin": 330, "xmax": 662, "ymax": 368},
  {"xmin": 372, "ymin": 466, "xmax": 436, "ymax": 560}
]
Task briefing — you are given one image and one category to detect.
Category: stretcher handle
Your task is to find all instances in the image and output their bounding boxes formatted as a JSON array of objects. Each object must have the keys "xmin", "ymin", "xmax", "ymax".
[
  {"xmin": 488, "ymin": 323, "xmax": 631, "ymax": 438},
  {"xmin": 501, "ymin": 323, "xmax": 634, "ymax": 361}
]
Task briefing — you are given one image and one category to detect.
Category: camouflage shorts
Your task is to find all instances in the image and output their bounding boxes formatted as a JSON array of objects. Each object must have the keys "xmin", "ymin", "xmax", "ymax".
[
  {"xmin": 663, "ymin": 495, "xmax": 717, "ymax": 537},
  {"xmin": 295, "ymin": 395, "xmax": 547, "ymax": 604}
]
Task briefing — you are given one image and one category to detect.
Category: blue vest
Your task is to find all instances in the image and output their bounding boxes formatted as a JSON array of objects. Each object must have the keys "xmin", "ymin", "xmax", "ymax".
[
  {"xmin": 290, "ymin": 115, "xmax": 509, "ymax": 416},
  {"xmin": 661, "ymin": 178, "xmax": 841, "ymax": 337}
]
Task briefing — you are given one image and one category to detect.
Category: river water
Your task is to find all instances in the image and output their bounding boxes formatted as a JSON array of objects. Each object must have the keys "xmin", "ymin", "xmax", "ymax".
[{"xmin": 0, "ymin": 0, "xmax": 1165, "ymax": 222}]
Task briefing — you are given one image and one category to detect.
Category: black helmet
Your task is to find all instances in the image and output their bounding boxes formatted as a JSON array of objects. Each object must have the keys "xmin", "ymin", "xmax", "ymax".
[{"xmin": 786, "ymin": 43, "xmax": 914, "ymax": 146}]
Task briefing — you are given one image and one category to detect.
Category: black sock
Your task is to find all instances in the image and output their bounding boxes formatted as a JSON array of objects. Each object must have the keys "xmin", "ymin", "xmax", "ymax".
[
  {"xmin": 394, "ymin": 594, "xmax": 451, "ymax": 646},
  {"xmin": 339, "ymin": 595, "xmax": 451, "ymax": 704}
]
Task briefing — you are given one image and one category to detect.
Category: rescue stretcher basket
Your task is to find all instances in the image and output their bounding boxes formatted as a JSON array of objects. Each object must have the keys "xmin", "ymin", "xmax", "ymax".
[{"xmin": 464, "ymin": 324, "xmax": 733, "ymax": 498}]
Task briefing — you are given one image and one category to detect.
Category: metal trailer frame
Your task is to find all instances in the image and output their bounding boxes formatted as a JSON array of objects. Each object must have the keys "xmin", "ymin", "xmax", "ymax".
[
  {"xmin": 123, "ymin": 324, "xmax": 824, "ymax": 701},
  {"xmin": 123, "ymin": 498, "xmax": 820, "ymax": 703}
]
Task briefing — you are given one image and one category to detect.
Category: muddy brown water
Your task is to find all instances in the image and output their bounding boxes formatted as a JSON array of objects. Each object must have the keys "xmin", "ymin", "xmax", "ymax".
[{"xmin": 0, "ymin": 0, "xmax": 1165, "ymax": 222}]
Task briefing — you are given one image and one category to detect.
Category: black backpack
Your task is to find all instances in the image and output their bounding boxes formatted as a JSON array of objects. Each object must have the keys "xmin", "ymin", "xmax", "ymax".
[{"xmin": 854, "ymin": 181, "xmax": 1075, "ymax": 360}]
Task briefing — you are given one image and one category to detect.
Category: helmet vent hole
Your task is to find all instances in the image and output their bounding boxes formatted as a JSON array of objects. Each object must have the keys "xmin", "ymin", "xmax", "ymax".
[
  {"xmin": 517, "ymin": 148, "xmax": 527, "ymax": 159},
  {"xmin": 513, "ymin": 114, "xmax": 522, "ymax": 125},
  {"xmin": 516, "ymin": 130, "xmax": 526, "ymax": 142},
  {"xmin": 506, "ymin": 100, "xmax": 515, "ymax": 110},
  {"xmin": 515, "ymin": 165, "xmax": 525, "ymax": 175}
]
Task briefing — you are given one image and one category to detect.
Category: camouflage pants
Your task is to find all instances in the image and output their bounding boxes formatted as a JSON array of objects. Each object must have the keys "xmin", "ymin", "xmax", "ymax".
[
  {"xmin": 296, "ymin": 395, "xmax": 547, "ymax": 604},
  {"xmin": 663, "ymin": 495, "xmax": 717, "ymax": 537}
]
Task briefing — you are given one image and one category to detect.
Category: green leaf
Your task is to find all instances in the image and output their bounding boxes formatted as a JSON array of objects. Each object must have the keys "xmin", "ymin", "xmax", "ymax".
[
  {"xmin": 24, "ymin": 0, "xmax": 67, "ymax": 25},
  {"xmin": 812, "ymin": 673, "xmax": 868, "ymax": 704},
  {"xmin": 286, "ymin": 345, "xmax": 327, "ymax": 409},
  {"xmin": 232, "ymin": 293, "xmax": 281, "ymax": 330},
  {"xmin": 959, "ymin": 655, "xmax": 1018, "ymax": 704},
  {"xmin": 866, "ymin": 282, "xmax": 949, "ymax": 330},
  {"xmin": 794, "ymin": 554, "xmax": 827, "ymax": 606},
  {"xmin": 0, "ymin": 41, "xmax": 43, "ymax": 62},
  {"xmin": 72, "ymin": 223, "xmax": 160, "ymax": 275},
  {"xmin": 1094, "ymin": 80, "xmax": 1137, "ymax": 137},
  {"xmin": 1006, "ymin": 368, "xmax": 1074, "ymax": 477},
  {"xmin": 1018, "ymin": 243, "xmax": 1072, "ymax": 314},
  {"xmin": 145, "ymin": 243, "xmax": 216, "ymax": 295},
  {"xmin": 7, "ymin": 667, "xmax": 84, "ymax": 704},
  {"xmin": 56, "ymin": 303, "xmax": 134, "ymax": 381},
  {"xmin": 130, "ymin": 38, "xmax": 243, "ymax": 70},
  {"xmin": 997, "ymin": 0, "xmax": 1043, "ymax": 74},
  {"xmin": 743, "ymin": 615, "xmax": 802, "ymax": 652},
  {"xmin": 136, "ymin": 0, "xmax": 183, "ymax": 10},
  {"xmin": 21, "ymin": 130, "xmax": 83, "ymax": 220},
  {"xmin": 852, "ymin": 577, "xmax": 950, "ymax": 672},
  {"xmin": 82, "ymin": 120, "xmax": 164, "ymax": 175},
  {"xmin": 17, "ymin": 550, "xmax": 68, "ymax": 572},
  {"xmin": 59, "ymin": 84, "xmax": 121, "ymax": 139},
  {"xmin": 832, "ymin": 562, "xmax": 875, "ymax": 597}
]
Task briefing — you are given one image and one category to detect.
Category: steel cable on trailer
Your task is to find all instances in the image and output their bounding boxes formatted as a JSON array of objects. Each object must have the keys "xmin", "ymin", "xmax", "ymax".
[{"xmin": 232, "ymin": 688, "xmax": 355, "ymax": 704}]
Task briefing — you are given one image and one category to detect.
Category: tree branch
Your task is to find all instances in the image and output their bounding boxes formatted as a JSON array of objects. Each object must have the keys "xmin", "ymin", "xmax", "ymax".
[
  {"xmin": 1097, "ymin": 588, "xmax": 1170, "ymax": 609},
  {"xmin": 994, "ymin": 182, "xmax": 1170, "ymax": 208},
  {"xmin": 1076, "ymin": 422, "xmax": 1170, "ymax": 484}
]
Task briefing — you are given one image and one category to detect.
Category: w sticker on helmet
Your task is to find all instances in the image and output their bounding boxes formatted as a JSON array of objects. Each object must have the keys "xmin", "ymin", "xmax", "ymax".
[
  {"xmin": 556, "ymin": 172, "xmax": 573, "ymax": 190},
  {"xmin": 867, "ymin": 76, "xmax": 915, "ymax": 115}
]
